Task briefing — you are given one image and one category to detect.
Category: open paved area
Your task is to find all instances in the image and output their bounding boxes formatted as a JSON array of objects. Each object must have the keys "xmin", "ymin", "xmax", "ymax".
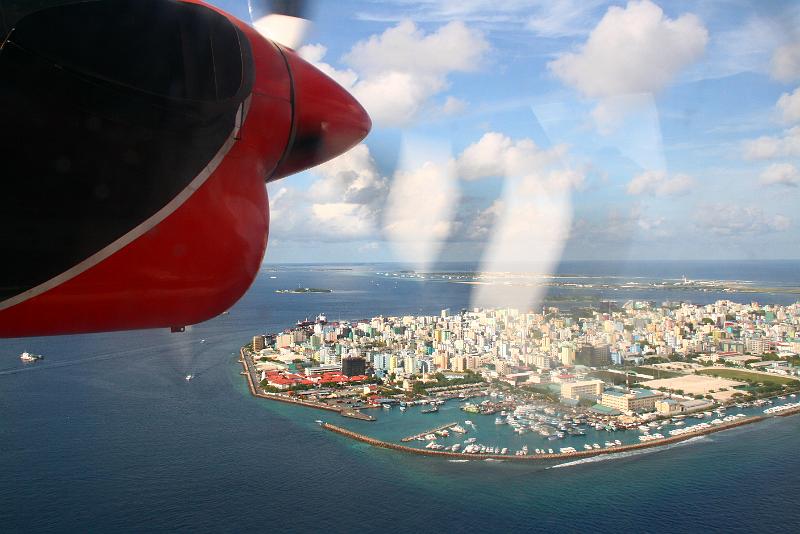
[{"xmin": 642, "ymin": 374, "xmax": 746, "ymax": 402}]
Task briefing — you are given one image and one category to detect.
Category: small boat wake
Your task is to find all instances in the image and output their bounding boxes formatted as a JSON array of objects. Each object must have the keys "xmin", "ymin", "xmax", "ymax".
[{"xmin": 548, "ymin": 436, "xmax": 710, "ymax": 469}]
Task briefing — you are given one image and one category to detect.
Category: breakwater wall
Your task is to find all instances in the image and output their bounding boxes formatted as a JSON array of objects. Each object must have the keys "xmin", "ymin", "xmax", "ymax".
[
  {"xmin": 776, "ymin": 405, "xmax": 800, "ymax": 417},
  {"xmin": 322, "ymin": 415, "xmax": 767, "ymax": 462}
]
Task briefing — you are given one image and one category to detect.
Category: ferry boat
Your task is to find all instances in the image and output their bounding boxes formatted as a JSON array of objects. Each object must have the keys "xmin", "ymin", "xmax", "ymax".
[
  {"xmin": 19, "ymin": 352, "xmax": 43, "ymax": 362},
  {"xmin": 421, "ymin": 405, "xmax": 439, "ymax": 414}
]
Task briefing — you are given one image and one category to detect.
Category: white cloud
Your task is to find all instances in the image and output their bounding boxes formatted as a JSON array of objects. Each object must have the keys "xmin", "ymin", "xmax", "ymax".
[
  {"xmin": 771, "ymin": 42, "xmax": 800, "ymax": 82},
  {"xmin": 344, "ymin": 20, "xmax": 487, "ymax": 76},
  {"xmin": 299, "ymin": 21, "xmax": 489, "ymax": 127},
  {"xmin": 441, "ymin": 96, "xmax": 467, "ymax": 116},
  {"xmin": 548, "ymin": 0, "xmax": 707, "ymax": 128},
  {"xmin": 310, "ymin": 202, "xmax": 377, "ymax": 238},
  {"xmin": 456, "ymin": 132, "xmax": 584, "ymax": 191},
  {"xmin": 759, "ymin": 163, "xmax": 800, "ymax": 187},
  {"xmin": 627, "ymin": 170, "xmax": 694, "ymax": 196},
  {"xmin": 457, "ymin": 133, "xmax": 584, "ymax": 310},
  {"xmin": 743, "ymin": 126, "xmax": 800, "ymax": 160},
  {"xmin": 383, "ymin": 160, "xmax": 459, "ymax": 266},
  {"xmin": 310, "ymin": 144, "xmax": 387, "ymax": 205},
  {"xmin": 777, "ymin": 87, "xmax": 800, "ymax": 124},
  {"xmin": 695, "ymin": 205, "xmax": 791, "ymax": 235},
  {"xmin": 268, "ymin": 144, "xmax": 388, "ymax": 241},
  {"xmin": 297, "ymin": 44, "xmax": 358, "ymax": 88}
]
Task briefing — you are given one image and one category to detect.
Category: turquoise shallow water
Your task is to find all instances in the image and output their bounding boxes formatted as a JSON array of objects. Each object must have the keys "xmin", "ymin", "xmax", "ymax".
[{"xmin": 1, "ymin": 262, "xmax": 799, "ymax": 532}]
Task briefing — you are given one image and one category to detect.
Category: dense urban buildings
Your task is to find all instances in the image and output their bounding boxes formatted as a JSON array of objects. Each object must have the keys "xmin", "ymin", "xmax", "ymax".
[{"xmin": 247, "ymin": 301, "xmax": 800, "ymax": 416}]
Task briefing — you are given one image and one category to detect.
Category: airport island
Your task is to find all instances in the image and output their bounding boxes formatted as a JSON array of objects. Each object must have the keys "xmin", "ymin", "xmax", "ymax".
[{"xmin": 239, "ymin": 300, "xmax": 800, "ymax": 460}]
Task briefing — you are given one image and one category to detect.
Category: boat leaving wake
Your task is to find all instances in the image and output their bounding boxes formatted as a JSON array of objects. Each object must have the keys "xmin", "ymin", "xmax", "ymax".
[{"xmin": 547, "ymin": 436, "xmax": 710, "ymax": 469}]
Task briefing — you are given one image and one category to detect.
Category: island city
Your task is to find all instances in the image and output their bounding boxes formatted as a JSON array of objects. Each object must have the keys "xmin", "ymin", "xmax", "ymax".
[{"xmin": 239, "ymin": 298, "xmax": 800, "ymax": 461}]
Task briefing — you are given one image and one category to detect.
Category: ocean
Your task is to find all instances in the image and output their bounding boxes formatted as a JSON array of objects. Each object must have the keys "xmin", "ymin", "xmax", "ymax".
[{"xmin": 1, "ymin": 261, "xmax": 799, "ymax": 533}]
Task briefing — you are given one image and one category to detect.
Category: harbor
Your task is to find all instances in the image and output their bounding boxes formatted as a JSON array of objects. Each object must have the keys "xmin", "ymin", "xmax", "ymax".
[
  {"xmin": 320, "ymin": 414, "xmax": 764, "ymax": 462},
  {"xmin": 312, "ymin": 392, "xmax": 800, "ymax": 460}
]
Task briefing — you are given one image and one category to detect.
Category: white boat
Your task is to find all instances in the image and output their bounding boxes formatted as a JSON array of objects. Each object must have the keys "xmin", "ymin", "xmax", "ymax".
[
  {"xmin": 19, "ymin": 352, "xmax": 43, "ymax": 362},
  {"xmin": 185, "ymin": 374, "xmax": 193, "ymax": 381},
  {"xmin": 399, "ymin": 406, "xmax": 406, "ymax": 412}
]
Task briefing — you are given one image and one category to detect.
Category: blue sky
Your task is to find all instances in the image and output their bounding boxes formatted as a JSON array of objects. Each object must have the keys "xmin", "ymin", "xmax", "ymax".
[{"xmin": 215, "ymin": 0, "xmax": 800, "ymax": 264}]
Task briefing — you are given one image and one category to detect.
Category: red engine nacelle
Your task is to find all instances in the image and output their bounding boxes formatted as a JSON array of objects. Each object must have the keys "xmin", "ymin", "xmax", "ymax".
[{"xmin": 0, "ymin": 0, "xmax": 370, "ymax": 337}]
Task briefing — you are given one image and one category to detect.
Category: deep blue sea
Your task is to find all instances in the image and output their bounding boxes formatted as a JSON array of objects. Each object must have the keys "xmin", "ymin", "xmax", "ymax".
[{"xmin": 1, "ymin": 261, "xmax": 799, "ymax": 533}]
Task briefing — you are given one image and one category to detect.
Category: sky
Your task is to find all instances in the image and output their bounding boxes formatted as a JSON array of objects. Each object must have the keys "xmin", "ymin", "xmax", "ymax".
[{"xmin": 216, "ymin": 0, "xmax": 800, "ymax": 264}]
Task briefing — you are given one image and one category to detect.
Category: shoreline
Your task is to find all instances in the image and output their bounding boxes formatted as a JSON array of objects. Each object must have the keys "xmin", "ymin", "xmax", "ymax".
[
  {"xmin": 238, "ymin": 348, "xmax": 374, "ymax": 420},
  {"xmin": 239, "ymin": 347, "xmax": 800, "ymax": 461}
]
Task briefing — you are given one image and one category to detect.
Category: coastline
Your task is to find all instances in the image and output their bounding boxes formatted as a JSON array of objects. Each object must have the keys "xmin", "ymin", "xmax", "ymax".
[
  {"xmin": 238, "ymin": 348, "xmax": 374, "ymax": 420},
  {"xmin": 239, "ymin": 347, "xmax": 800, "ymax": 461}
]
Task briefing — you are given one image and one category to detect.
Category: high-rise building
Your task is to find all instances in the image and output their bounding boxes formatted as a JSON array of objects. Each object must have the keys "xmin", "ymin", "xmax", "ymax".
[
  {"xmin": 576, "ymin": 344, "xmax": 611, "ymax": 366},
  {"xmin": 451, "ymin": 356, "xmax": 467, "ymax": 372},
  {"xmin": 341, "ymin": 356, "xmax": 366, "ymax": 377},
  {"xmin": 253, "ymin": 335, "xmax": 265, "ymax": 351}
]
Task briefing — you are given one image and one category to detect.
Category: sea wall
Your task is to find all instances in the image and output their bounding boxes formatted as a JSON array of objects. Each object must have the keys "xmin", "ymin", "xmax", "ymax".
[
  {"xmin": 321, "ymin": 416, "xmax": 766, "ymax": 462},
  {"xmin": 239, "ymin": 349, "xmax": 342, "ymax": 414}
]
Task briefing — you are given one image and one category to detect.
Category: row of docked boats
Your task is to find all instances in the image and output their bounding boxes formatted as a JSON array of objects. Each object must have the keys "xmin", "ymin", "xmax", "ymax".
[{"xmin": 764, "ymin": 401, "xmax": 800, "ymax": 414}]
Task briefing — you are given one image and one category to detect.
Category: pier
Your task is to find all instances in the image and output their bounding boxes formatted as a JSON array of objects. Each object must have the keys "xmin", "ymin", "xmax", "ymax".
[
  {"xmin": 401, "ymin": 422, "xmax": 459, "ymax": 442},
  {"xmin": 341, "ymin": 410, "xmax": 376, "ymax": 421}
]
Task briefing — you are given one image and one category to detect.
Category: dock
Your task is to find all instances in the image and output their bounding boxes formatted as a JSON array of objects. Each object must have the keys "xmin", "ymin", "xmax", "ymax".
[
  {"xmin": 341, "ymin": 409, "xmax": 375, "ymax": 421},
  {"xmin": 401, "ymin": 422, "xmax": 458, "ymax": 442}
]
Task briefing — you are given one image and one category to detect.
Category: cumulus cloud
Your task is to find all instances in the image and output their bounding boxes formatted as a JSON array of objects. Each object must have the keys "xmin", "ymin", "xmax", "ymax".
[
  {"xmin": 743, "ymin": 126, "xmax": 800, "ymax": 160},
  {"xmin": 759, "ymin": 163, "xmax": 800, "ymax": 187},
  {"xmin": 297, "ymin": 44, "xmax": 358, "ymax": 88},
  {"xmin": 627, "ymin": 170, "xmax": 694, "ymax": 196},
  {"xmin": 695, "ymin": 205, "xmax": 791, "ymax": 235},
  {"xmin": 301, "ymin": 21, "xmax": 489, "ymax": 127},
  {"xmin": 456, "ymin": 132, "xmax": 584, "ymax": 191},
  {"xmin": 268, "ymin": 144, "xmax": 388, "ymax": 241},
  {"xmin": 454, "ymin": 132, "xmax": 584, "ymax": 310},
  {"xmin": 383, "ymin": 160, "xmax": 459, "ymax": 266},
  {"xmin": 777, "ymin": 87, "xmax": 800, "ymax": 124},
  {"xmin": 771, "ymin": 42, "xmax": 800, "ymax": 82},
  {"xmin": 548, "ymin": 0, "xmax": 707, "ymax": 129}
]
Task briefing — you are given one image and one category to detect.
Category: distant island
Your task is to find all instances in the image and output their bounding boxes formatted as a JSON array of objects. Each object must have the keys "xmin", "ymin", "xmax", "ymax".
[{"xmin": 275, "ymin": 287, "xmax": 332, "ymax": 294}]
